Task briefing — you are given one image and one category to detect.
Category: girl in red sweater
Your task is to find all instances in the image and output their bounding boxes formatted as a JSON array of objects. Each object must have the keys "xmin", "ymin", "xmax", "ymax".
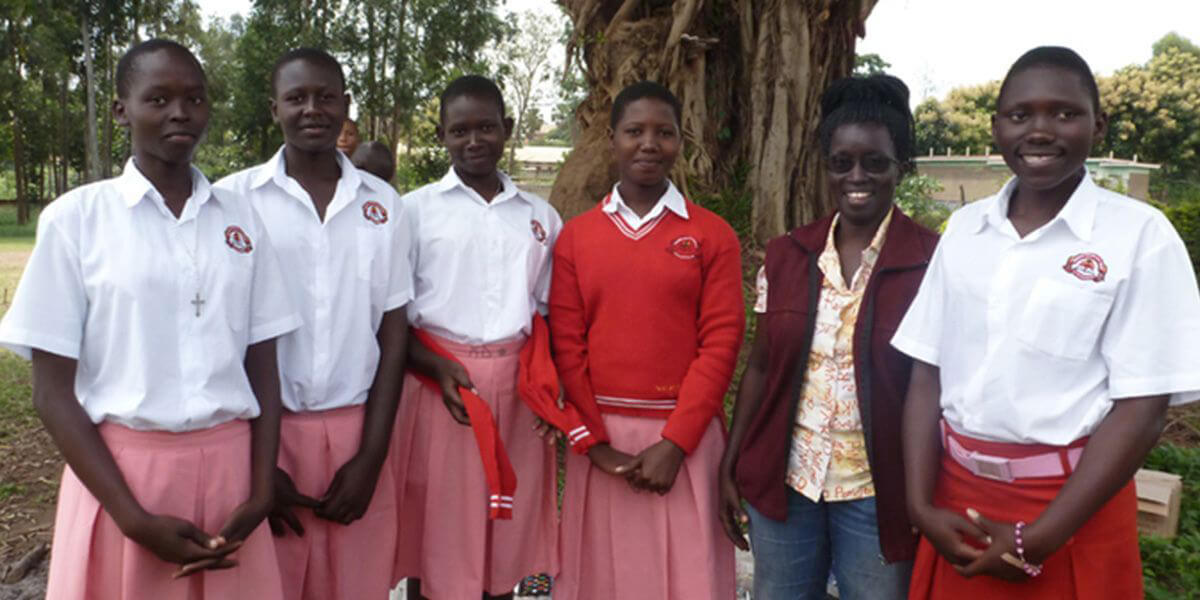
[{"xmin": 549, "ymin": 81, "xmax": 745, "ymax": 600}]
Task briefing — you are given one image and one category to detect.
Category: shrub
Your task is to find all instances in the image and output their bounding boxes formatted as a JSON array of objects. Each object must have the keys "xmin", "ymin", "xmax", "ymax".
[
  {"xmin": 1162, "ymin": 199, "xmax": 1200, "ymax": 279},
  {"xmin": 1141, "ymin": 444, "xmax": 1200, "ymax": 599},
  {"xmin": 394, "ymin": 147, "xmax": 450, "ymax": 194},
  {"xmin": 895, "ymin": 173, "xmax": 950, "ymax": 231}
]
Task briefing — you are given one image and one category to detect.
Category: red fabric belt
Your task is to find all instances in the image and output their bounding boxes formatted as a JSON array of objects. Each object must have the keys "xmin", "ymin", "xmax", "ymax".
[
  {"xmin": 408, "ymin": 328, "xmax": 516, "ymax": 520},
  {"xmin": 518, "ymin": 314, "xmax": 597, "ymax": 454}
]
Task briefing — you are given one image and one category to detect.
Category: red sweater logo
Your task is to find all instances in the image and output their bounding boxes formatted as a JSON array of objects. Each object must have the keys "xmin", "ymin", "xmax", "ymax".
[
  {"xmin": 1063, "ymin": 252, "xmax": 1107, "ymax": 282},
  {"xmin": 224, "ymin": 225, "xmax": 253, "ymax": 254},
  {"xmin": 668, "ymin": 235, "xmax": 700, "ymax": 260},
  {"xmin": 362, "ymin": 201, "xmax": 389, "ymax": 225}
]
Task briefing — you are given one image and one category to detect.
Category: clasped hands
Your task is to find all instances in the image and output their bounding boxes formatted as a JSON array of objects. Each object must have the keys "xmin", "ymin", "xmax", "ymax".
[{"xmin": 913, "ymin": 504, "xmax": 1049, "ymax": 582}]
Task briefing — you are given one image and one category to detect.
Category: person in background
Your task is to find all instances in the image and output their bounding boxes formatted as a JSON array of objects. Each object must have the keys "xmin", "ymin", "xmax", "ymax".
[
  {"xmin": 336, "ymin": 119, "xmax": 360, "ymax": 156},
  {"xmin": 352, "ymin": 140, "xmax": 397, "ymax": 183}
]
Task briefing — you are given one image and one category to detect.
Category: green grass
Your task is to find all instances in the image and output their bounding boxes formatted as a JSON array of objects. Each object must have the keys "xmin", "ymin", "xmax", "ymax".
[{"xmin": 0, "ymin": 205, "xmax": 39, "ymax": 238}]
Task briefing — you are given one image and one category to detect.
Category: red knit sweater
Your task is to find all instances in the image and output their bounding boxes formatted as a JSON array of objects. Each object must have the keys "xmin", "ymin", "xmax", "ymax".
[{"xmin": 548, "ymin": 196, "xmax": 745, "ymax": 454}]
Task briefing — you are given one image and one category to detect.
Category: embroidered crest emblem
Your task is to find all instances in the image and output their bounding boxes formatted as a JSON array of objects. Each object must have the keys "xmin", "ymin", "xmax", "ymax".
[
  {"xmin": 224, "ymin": 225, "xmax": 253, "ymax": 254},
  {"xmin": 362, "ymin": 201, "xmax": 388, "ymax": 225},
  {"xmin": 1063, "ymin": 252, "xmax": 1107, "ymax": 282},
  {"xmin": 531, "ymin": 219, "xmax": 548, "ymax": 243},
  {"xmin": 668, "ymin": 235, "xmax": 700, "ymax": 260}
]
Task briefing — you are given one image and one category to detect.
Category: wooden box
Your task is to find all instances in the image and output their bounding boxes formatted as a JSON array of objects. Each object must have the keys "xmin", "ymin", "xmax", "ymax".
[{"xmin": 1135, "ymin": 468, "xmax": 1183, "ymax": 539}]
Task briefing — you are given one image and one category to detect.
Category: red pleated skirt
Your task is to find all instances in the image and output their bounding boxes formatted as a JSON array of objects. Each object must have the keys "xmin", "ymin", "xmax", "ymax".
[{"xmin": 909, "ymin": 428, "xmax": 1143, "ymax": 599}]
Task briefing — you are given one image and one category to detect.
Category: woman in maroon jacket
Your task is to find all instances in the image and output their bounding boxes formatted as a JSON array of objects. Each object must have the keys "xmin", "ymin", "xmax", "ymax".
[{"xmin": 718, "ymin": 74, "xmax": 938, "ymax": 600}]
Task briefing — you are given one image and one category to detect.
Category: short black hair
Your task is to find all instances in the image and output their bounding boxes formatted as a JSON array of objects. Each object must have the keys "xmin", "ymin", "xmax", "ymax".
[
  {"xmin": 998, "ymin": 46, "xmax": 1100, "ymax": 114},
  {"xmin": 817, "ymin": 74, "xmax": 916, "ymax": 175},
  {"xmin": 271, "ymin": 48, "xmax": 346, "ymax": 96},
  {"xmin": 351, "ymin": 141, "xmax": 396, "ymax": 182},
  {"xmin": 609, "ymin": 81, "xmax": 681, "ymax": 130},
  {"xmin": 116, "ymin": 39, "xmax": 205, "ymax": 99},
  {"xmin": 439, "ymin": 75, "xmax": 506, "ymax": 124}
]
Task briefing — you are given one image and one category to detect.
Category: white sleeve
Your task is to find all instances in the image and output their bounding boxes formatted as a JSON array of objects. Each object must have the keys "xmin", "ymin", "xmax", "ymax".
[
  {"xmin": 384, "ymin": 192, "xmax": 414, "ymax": 312},
  {"xmin": 1101, "ymin": 217, "xmax": 1200, "ymax": 405},
  {"xmin": 890, "ymin": 235, "xmax": 948, "ymax": 366},
  {"xmin": 0, "ymin": 209, "xmax": 87, "ymax": 360},
  {"xmin": 246, "ymin": 208, "xmax": 302, "ymax": 344}
]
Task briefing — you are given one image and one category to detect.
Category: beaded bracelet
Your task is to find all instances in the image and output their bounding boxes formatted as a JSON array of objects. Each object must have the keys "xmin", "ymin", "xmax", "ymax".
[{"xmin": 1014, "ymin": 521, "xmax": 1044, "ymax": 577}]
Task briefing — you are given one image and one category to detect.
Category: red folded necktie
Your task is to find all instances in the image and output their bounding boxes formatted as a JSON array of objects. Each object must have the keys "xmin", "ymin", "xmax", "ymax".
[
  {"xmin": 517, "ymin": 314, "xmax": 598, "ymax": 453},
  {"xmin": 408, "ymin": 328, "xmax": 516, "ymax": 520}
]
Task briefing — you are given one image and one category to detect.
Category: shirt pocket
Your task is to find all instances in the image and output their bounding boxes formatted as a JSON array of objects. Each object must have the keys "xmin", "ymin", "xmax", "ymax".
[
  {"xmin": 1016, "ymin": 278, "xmax": 1114, "ymax": 361},
  {"xmin": 223, "ymin": 251, "xmax": 255, "ymax": 334},
  {"xmin": 356, "ymin": 226, "xmax": 385, "ymax": 284}
]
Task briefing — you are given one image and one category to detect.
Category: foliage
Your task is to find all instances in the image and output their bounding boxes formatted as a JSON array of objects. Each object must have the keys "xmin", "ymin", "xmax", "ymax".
[
  {"xmin": 496, "ymin": 9, "xmax": 562, "ymax": 172},
  {"xmin": 853, "ymin": 52, "xmax": 890, "ymax": 76},
  {"xmin": 394, "ymin": 147, "xmax": 449, "ymax": 193},
  {"xmin": 692, "ymin": 161, "xmax": 753, "ymax": 242},
  {"xmin": 1099, "ymin": 42, "xmax": 1200, "ymax": 194},
  {"xmin": 1, "ymin": 0, "xmax": 508, "ymax": 203},
  {"xmin": 1161, "ymin": 199, "xmax": 1200, "ymax": 279},
  {"xmin": 913, "ymin": 81, "xmax": 999, "ymax": 157},
  {"xmin": 545, "ymin": 32, "xmax": 587, "ymax": 146},
  {"xmin": 0, "ymin": 206, "xmax": 39, "ymax": 238},
  {"xmin": 1141, "ymin": 444, "xmax": 1200, "ymax": 599},
  {"xmin": 895, "ymin": 173, "xmax": 949, "ymax": 231}
]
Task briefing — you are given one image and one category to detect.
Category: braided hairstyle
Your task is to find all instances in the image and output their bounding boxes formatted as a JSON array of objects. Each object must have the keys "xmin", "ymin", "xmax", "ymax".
[{"xmin": 816, "ymin": 74, "xmax": 916, "ymax": 176}]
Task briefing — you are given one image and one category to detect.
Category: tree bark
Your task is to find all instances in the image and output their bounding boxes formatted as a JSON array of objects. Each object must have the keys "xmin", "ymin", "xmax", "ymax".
[
  {"xmin": 82, "ymin": 11, "xmax": 101, "ymax": 183},
  {"xmin": 551, "ymin": 0, "xmax": 876, "ymax": 244}
]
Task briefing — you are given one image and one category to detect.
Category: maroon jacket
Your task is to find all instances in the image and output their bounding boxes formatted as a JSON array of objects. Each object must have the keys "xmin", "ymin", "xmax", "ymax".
[{"xmin": 734, "ymin": 209, "xmax": 938, "ymax": 563}]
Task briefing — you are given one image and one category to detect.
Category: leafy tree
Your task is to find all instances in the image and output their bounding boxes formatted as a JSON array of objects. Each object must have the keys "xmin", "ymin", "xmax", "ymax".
[
  {"xmin": 1152, "ymin": 31, "xmax": 1200, "ymax": 59},
  {"xmin": 546, "ymin": 51, "xmax": 587, "ymax": 145},
  {"xmin": 853, "ymin": 52, "xmax": 889, "ymax": 76},
  {"xmin": 912, "ymin": 80, "xmax": 998, "ymax": 157},
  {"xmin": 496, "ymin": 9, "xmax": 561, "ymax": 173},
  {"xmin": 1099, "ymin": 39, "xmax": 1200, "ymax": 201}
]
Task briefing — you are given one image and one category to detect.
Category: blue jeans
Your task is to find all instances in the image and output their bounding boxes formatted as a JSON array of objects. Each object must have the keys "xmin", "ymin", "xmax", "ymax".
[{"xmin": 746, "ymin": 491, "xmax": 912, "ymax": 600}]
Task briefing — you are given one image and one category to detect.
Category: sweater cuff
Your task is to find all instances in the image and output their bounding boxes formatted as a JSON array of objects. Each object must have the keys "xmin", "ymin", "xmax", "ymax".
[
  {"xmin": 660, "ymin": 424, "xmax": 701, "ymax": 455},
  {"xmin": 565, "ymin": 425, "xmax": 604, "ymax": 454}
]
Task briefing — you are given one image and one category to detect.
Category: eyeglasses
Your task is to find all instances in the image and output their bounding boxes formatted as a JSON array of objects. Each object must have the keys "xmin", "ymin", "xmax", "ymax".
[{"xmin": 826, "ymin": 153, "xmax": 900, "ymax": 175}]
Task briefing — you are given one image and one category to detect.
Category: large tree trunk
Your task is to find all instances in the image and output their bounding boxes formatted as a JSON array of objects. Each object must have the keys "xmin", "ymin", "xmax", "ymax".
[{"xmin": 551, "ymin": 0, "xmax": 876, "ymax": 244}]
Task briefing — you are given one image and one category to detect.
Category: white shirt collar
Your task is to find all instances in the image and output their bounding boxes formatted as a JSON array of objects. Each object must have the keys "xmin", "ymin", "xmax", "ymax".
[
  {"xmin": 975, "ymin": 169, "xmax": 1098, "ymax": 242},
  {"xmin": 252, "ymin": 146, "xmax": 363, "ymax": 195},
  {"xmin": 602, "ymin": 180, "xmax": 689, "ymax": 220},
  {"xmin": 434, "ymin": 167, "xmax": 522, "ymax": 206},
  {"xmin": 115, "ymin": 157, "xmax": 214, "ymax": 214}
]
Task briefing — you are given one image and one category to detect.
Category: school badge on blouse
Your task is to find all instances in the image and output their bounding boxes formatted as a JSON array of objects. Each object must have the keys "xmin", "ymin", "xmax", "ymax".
[
  {"xmin": 362, "ymin": 201, "xmax": 388, "ymax": 225},
  {"xmin": 224, "ymin": 225, "xmax": 254, "ymax": 254},
  {"xmin": 1063, "ymin": 252, "xmax": 1107, "ymax": 282},
  {"xmin": 530, "ymin": 219, "xmax": 548, "ymax": 243},
  {"xmin": 668, "ymin": 235, "xmax": 700, "ymax": 260}
]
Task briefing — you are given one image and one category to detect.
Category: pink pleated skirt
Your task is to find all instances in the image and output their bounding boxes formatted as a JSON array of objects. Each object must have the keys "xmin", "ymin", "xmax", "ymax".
[
  {"xmin": 46, "ymin": 420, "xmax": 284, "ymax": 600},
  {"xmin": 275, "ymin": 404, "xmax": 398, "ymax": 600},
  {"xmin": 389, "ymin": 334, "xmax": 558, "ymax": 599},
  {"xmin": 555, "ymin": 413, "xmax": 736, "ymax": 600}
]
